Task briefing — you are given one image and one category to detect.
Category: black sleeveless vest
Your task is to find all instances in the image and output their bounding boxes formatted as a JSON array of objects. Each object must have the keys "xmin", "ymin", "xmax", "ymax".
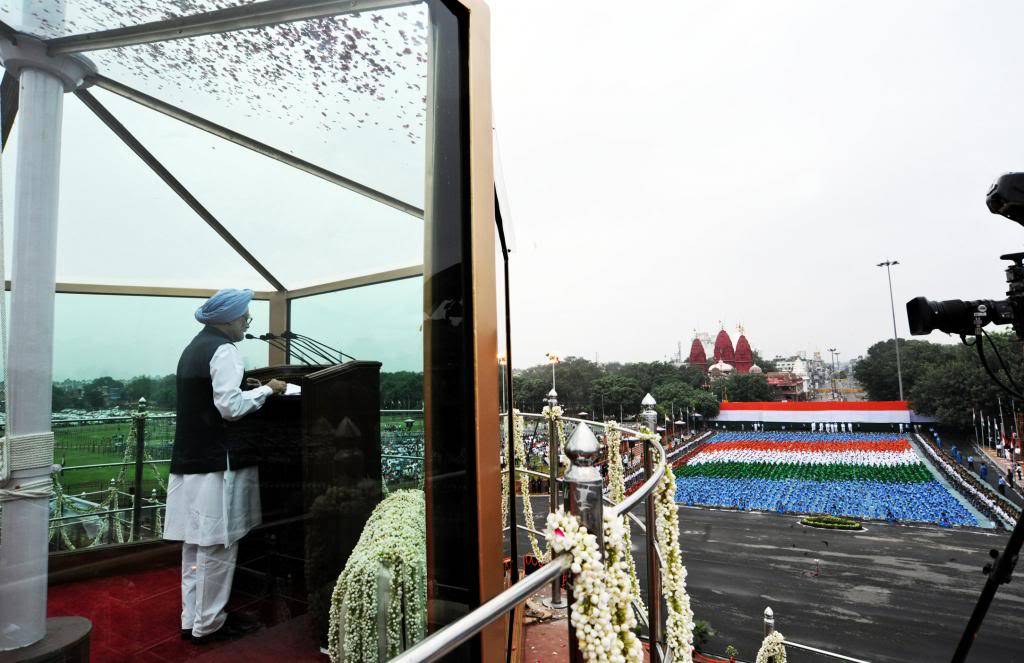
[{"xmin": 170, "ymin": 326, "xmax": 260, "ymax": 474}]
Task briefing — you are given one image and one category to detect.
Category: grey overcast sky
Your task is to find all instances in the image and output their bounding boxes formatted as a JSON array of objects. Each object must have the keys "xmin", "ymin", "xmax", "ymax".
[
  {"xmin": 491, "ymin": 0, "xmax": 1024, "ymax": 366},
  {"xmin": 3, "ymin": 0, "xmax": 1024, "ymax": 379}
]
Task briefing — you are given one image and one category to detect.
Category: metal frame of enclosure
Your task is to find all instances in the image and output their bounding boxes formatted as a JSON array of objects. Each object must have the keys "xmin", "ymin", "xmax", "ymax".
[{"xmin": 0, "ymin": 0, "xmax": 504, "ymax": 660}]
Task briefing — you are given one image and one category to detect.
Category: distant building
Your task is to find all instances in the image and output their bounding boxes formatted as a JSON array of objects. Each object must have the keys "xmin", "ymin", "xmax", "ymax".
[{"xmin": 687, "ymin": 325, "xmax": 758, "ymax": 375}]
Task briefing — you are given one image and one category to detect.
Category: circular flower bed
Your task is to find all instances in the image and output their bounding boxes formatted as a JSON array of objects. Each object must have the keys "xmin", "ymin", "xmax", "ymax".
[{"xmin": 801, "ymin": 514, "xmax": 863, "ymax": 530}]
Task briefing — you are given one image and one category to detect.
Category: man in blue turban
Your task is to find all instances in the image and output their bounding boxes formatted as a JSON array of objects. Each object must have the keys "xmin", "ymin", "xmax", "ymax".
[{"xmin": 164, "ymin": 288, "xmax": 285, "ymax": 644}]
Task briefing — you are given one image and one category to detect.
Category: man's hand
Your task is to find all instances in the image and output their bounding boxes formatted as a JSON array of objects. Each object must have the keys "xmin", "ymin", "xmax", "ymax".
[
  {"xmin": 245, "ymin": 377, "xmax": 262, "ymax": 389},
  {"xmin": 266, "ymin": 379, "xmax": 287, "ymax": 395}
]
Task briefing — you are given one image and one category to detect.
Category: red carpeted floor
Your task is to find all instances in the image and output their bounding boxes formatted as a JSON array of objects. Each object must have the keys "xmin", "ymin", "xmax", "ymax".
[{"xmin": 47, "ymin": 564, "xmax": 327, "ymax": 662}]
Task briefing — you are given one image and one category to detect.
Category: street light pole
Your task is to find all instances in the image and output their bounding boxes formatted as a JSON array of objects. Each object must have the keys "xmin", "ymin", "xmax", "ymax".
[
  {"xmin": 877, "ymin": 259, "xmax": 905, "ymax": 401},
  {"xmin": 827, "ymin": 347, "xmax": 837, "ymax": 400}
]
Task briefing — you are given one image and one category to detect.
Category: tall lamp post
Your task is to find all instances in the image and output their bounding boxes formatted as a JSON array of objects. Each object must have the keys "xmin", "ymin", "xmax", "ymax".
[
  {"xmin": 827, "ymin": 347, "xmax": 838, "ymax": 400},
  {"xmin": 545, "ymin": 352, "xmax": 560, "ymax": 394},
  {"xmin": 877, "ymin": 259, "xmax": 905, "ymax": 401}
]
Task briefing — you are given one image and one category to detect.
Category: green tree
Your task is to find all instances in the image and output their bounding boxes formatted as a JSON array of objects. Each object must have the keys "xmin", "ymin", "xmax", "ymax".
[
  {"xmin": 52, "ymin": 384, "xmax": 77, "ymax": 411},
  {"xmin": 713, "ymin": 373, "xmax": 773, "ymax": 402},
  {"xmin": 151, "ymin": 374, "xmax": 177, "ymax": 410},
  {"xmin": 380, "ymin": 371, "xmax": 424, "ymax": 408},
  {"xmin": 591, "ymin": 374, "xmax": 643, "ymax": 420},
  {"xmin": 853, "ymin": 339, "xmax": 955, "ymax": 401},
  {"xmin": 82, "ymin": 383, "xmax": 105, "ymax": 409},
  {"xmin": 126, "ymin": 376, "xmax": 154, "ymax": 402},
  {"xmin": 750, "ymin": 351, "xmax": 777, "ymax": 373}
]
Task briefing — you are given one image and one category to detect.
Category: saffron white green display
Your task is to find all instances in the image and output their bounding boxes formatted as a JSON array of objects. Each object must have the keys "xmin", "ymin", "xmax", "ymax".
[{"xmin": 674, "ymin": 432, "xmax": 975, "ymax": 525}]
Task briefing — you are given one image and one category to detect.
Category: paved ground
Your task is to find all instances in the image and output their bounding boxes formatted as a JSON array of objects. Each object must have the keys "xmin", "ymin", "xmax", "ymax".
[{"xmin": 513, "ymin": 499, "xmax": 1024, "ymax": 662}]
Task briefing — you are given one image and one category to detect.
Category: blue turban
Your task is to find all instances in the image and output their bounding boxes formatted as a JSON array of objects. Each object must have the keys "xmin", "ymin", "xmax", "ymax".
[{"xmin": 195, "ymin": 288, "xmax": 253, "ymax": 324}]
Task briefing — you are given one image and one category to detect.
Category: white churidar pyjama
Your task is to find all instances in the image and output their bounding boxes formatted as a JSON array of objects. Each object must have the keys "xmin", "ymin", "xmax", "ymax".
[{"xmin": 164, "ymin": 342, "xmax": 272, "ymax": 637}]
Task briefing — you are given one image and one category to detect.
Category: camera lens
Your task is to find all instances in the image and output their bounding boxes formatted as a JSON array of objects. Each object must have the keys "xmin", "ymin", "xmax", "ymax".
[
  {"xmin": 906, "ymin": 297, "xmax": 1005, "ymax": 335},
  {"xmin": 906, "ymin": 297, "xmax": 941, "ymax": 335}
]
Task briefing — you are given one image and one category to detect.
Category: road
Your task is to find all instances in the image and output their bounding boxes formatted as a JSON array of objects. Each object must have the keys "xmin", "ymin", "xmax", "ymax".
[{"xmin": 513, "ymin": 499, "xmax": 1024, "ymax": 662}]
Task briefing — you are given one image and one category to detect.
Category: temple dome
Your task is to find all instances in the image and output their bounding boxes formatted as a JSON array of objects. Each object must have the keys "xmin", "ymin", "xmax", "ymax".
[
  {"xmin": 709, "ymin": 359, "xmax": 734, "ymax": 375},
  {"xmin": 713, "ymin": 329, "xmax": 735, "ymax": 364},
  {"xmin": 687, "ymin": 338, "xmax": 707, "ymax": 370},
  {"xmin": 734, "ymin": 334, "xmax": 753, "ymax": 374},
  {"xmin": 749, "ymin": 364, "xmax": 762, "ymax": 374}
]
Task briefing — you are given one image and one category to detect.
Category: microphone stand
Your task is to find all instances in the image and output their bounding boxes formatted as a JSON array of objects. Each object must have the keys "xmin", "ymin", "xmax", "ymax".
[
  {"xmin": 247, "ymin": 333, "xmax": 313, "ymax": 366},
  {"xmin": 290, "ymin": 332, "xmax": 356, "ymax": 362},
  {"xmin": 284, "ymin": 333, "xmax": 337, "ymax": 365},
  {"xmin": 266, "ymin": 333, "xmax": 320, "ymax": 365}
]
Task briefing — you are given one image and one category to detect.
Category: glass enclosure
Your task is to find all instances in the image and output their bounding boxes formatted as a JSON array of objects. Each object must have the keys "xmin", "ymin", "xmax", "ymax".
[{"xmin": 0, "ymin": 1, "xmax": 497, "ymax": 660}]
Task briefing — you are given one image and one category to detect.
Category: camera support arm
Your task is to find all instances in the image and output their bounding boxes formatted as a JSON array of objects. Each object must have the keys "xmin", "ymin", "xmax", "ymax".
[{"xmin": 951, "ymin": 510, "xmax": 1023, "ymax": 663}]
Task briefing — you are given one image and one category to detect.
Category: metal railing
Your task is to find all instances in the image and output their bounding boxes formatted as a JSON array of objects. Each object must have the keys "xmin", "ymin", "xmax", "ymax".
[
  {"xmin": 763, "ymin": 606, "xmax": 870, "ymax": 663},
  {"xmin": 392, "ymin": 397, "xmax": 672, "ymax": 663}
]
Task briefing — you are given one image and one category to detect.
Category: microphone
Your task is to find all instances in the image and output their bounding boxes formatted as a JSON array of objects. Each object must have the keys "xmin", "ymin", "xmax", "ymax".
[
  {"xmin": 246, "ymin": 333, "xmax": 313, "ymax": 366},
  {"xmin": 282, "ymin": 331, "xmax": 356, "ymax": 362},
  {"xmin": 280, "ymin": 331, "xmax": 336, "ymax": 364},
  {"xmin": 265, "ymin": 332, "xmax": 325, "ymax": 365}
]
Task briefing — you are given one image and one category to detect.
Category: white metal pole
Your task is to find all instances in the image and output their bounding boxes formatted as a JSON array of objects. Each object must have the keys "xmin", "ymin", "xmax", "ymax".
[{"xmin": 0, "ymin": 65, "xmax": 66, "ymax": 651}]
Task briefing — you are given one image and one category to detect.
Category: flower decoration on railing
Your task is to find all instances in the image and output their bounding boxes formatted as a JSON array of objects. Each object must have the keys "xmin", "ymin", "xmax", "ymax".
[
  {"xmin": 655, "ymin": 463, "xmax": 695, "ymax": 662},
  {"xmin": 328, "ymin": 489, "xmax": 426, "ymax": 663},
  {"xmin": 543, "ymin": 404, "xmax": 569, "ymax": 469},
  {"xmin": 605, "ymin": 421, "xmax": 645, "ymax": 615},
  {"xmin": 545, "ymin": 508, "xmax": 641, "ymax": 663},
  {"xmin": 510, "ymin": 410, "xmax": 545, "ymax": 560},
  {"xmin": 755, "ymin": 631, "xmax": 787, "ymax": 663}
]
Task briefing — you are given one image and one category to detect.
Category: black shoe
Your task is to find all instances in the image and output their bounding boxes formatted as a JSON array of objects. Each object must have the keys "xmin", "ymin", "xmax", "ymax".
[
  {"xmin": 181, "ymin": 629, "xmax": 193, "ymax": 641},
  {"xmin": 192, "ymin": 612, "xmax": 262, "ymax": 645}
]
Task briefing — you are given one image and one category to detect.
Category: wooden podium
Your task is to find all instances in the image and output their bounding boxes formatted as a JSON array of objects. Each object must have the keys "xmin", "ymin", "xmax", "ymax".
[{"xmin": 229, "ymin": 360, "xmax": 382, "ymax": 644}]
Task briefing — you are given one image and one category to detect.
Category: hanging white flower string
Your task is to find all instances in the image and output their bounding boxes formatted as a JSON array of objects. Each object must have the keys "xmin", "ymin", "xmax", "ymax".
[
  {"xmin": 755, "ymin": 631, "xmax": 787, "ymax": 663},
  {"xmin": 653, "ymin": 448, "xmax": 696, "ymax": 662},
  {"xmin": 605, "ymin": 421, "xmax": 646, "ymax": 614},
  {"xmin": 512, "ymin": 411, "xmax": 544, "ymax": 560},
  {"xmin": 603, "ymin": 512, "xmax": 644, "ymax": 661},
  {"xmin": 545, "ymin": 508, "xmax": 639, "ymax": 663}
]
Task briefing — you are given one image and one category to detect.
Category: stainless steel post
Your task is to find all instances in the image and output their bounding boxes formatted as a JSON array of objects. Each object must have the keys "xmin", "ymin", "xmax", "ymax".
[
  {"xmin": 131, "ymin": 398, "xmax": 147, "ymax": 541},
  {"xmin": 644, "ymin": 437, "xmax": 663, "ymax": 663},
  {"xmin": 543, "ymin": 389, "xmax": 567, "ymax": 610},
  {"xmin": 563, "ymin": 423, "xmax": 604, "ymax": 663},
  {"xmin": 764, "ymin": 606, "xmax": 776, "ymax": 663}
]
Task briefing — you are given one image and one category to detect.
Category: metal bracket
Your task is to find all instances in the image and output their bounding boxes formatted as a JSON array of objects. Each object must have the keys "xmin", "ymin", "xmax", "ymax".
[{"xmin": 0, "ymin": 35, "xmax": 95, "ymax": 92}]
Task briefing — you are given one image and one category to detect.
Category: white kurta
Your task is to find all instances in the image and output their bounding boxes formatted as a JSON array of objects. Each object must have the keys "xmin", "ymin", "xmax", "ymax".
[{"xmin": 165, "ymin": 344, "xmax": 273, "ymax": 547}]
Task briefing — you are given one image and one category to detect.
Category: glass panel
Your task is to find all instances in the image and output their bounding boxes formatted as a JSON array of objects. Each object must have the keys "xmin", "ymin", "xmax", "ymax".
[{"xmin": 85, "ymin": 6, "xmax": 429, "ymax": 207}]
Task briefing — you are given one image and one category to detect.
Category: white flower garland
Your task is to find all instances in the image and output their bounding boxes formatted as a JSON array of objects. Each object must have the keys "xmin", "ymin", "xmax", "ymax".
[
  {"xmin": 756, "ymin": 631, "xmax": 787, "ymax": 663},
  {"xmin": 543, "ymin": 405, "xmax": 570, "ymax": 469},
  {"xmin": 513, "ymin": 411, "xmax": 545, "ymax": 560},
  {"xmin": 545, "ymin": 508, "xmax": 642, "ymax": 663},
  {"xmin": 328, "ymin": 489, "xmax": 426, "ymax": 663},
  {"xmin": 603, "ymin": 512, "xmax": 644, "ymax": 662},
  {"xmin": 605, "ymin": 422, "xmax": 645, "ymax": 615},
  {"xmin": 501, "ymin": 418, "xmax": 510, "ymax": 531},
  {"xmin": 654, "ymin": 457, "xmax": 695, "ymax": 662}
]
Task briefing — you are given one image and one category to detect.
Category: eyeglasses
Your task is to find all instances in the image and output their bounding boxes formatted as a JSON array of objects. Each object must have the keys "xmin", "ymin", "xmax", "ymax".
[{"xmin": 240, "ymin": 315, "xmax": 252, "ymax": 327}]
